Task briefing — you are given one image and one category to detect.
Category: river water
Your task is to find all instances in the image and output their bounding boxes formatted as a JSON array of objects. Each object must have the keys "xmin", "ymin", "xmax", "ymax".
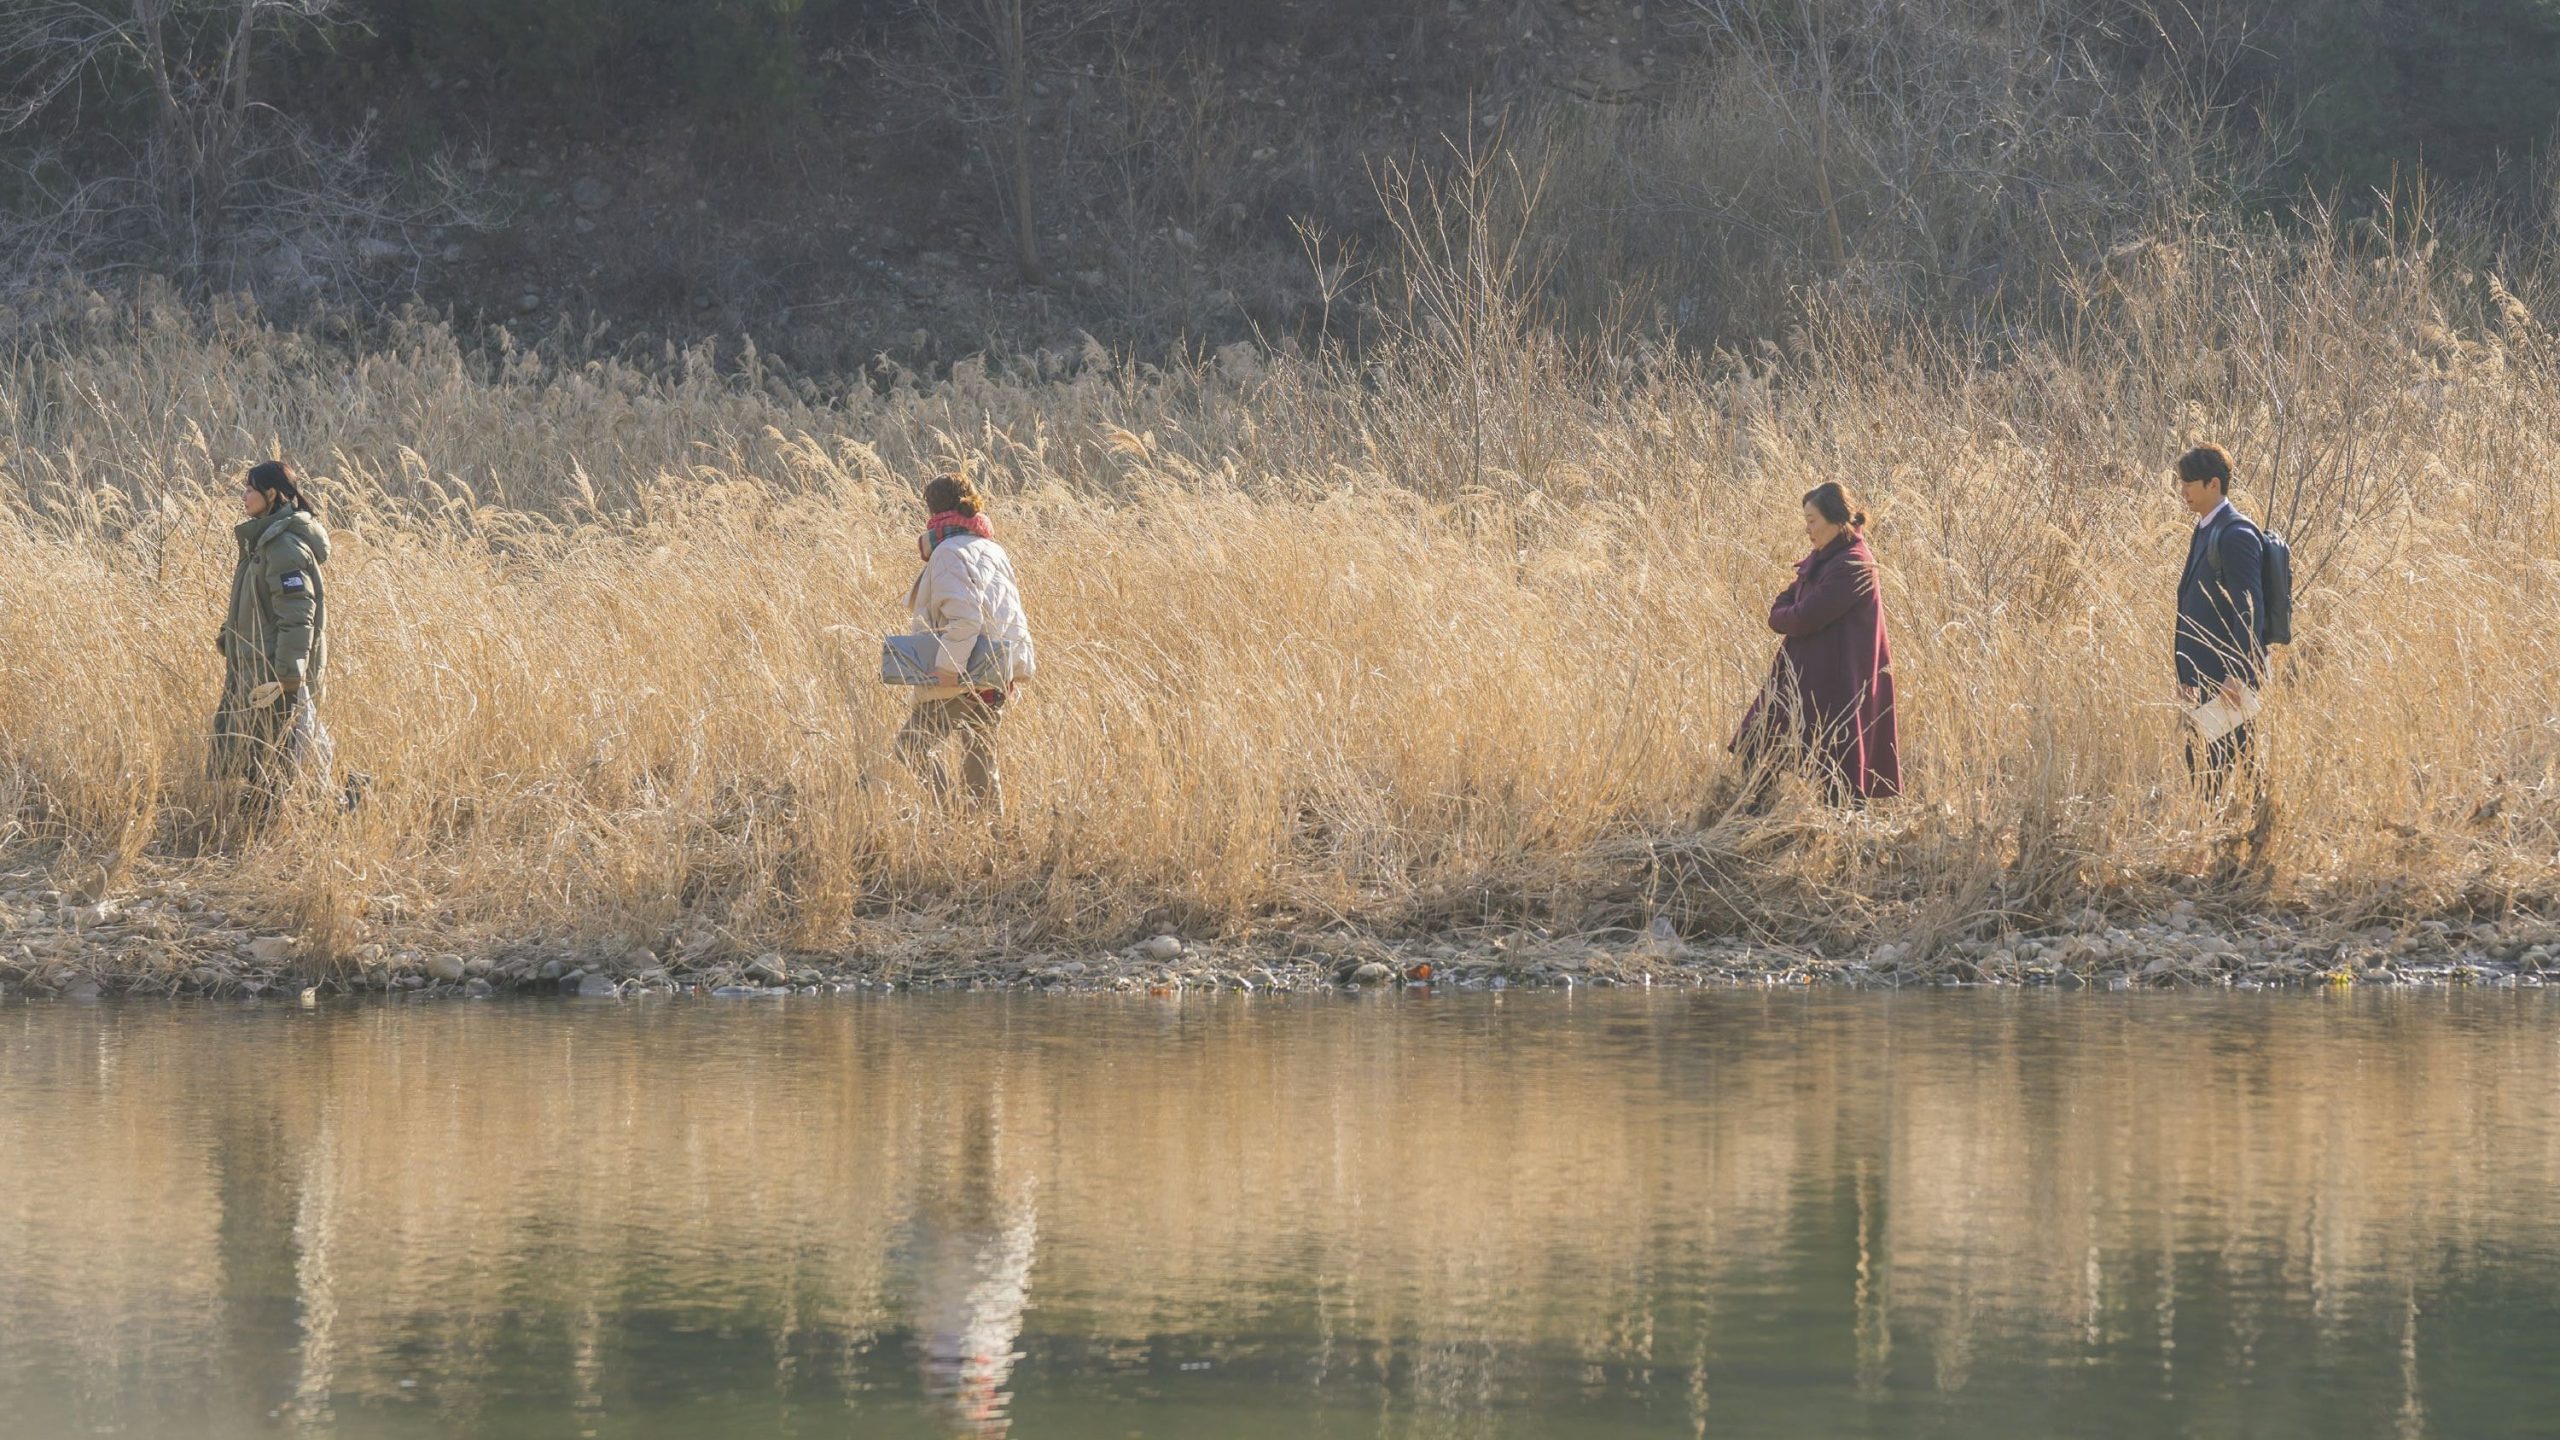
[{"xmin": 3, "ymin": 992, "xmax": 2557, "ymax": 1439}]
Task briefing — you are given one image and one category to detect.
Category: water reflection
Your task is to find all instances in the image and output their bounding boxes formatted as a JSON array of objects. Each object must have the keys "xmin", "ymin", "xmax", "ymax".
[
  {"xmin": 905, "ymin": 1091, "xmax": 1036, "ymax": 1437},
  {"xmin": 1, "ymin": 992, "xmax": 2556, "ymax": 1439}
]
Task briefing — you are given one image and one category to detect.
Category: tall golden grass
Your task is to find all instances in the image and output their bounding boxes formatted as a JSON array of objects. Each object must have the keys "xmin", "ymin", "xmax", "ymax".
[{"xmin": 2, "ymin": 203, "xmax": 2557, "ymax": 966}]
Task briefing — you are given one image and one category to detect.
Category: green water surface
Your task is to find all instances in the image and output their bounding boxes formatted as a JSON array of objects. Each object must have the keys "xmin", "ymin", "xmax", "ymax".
[{"xmin": 3, "ymin": 990, "xmax": 2555, "ymax": 1438}]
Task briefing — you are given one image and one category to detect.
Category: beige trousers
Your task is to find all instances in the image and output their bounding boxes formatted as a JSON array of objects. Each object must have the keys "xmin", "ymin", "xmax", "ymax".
[{"xmin": 895, "ymin": 693, "xmax": 1004, "ymax": 810}]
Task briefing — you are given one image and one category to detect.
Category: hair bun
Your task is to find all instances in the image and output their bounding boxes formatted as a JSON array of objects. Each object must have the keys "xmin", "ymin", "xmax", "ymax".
[
  {"xmin": 1852, "ymin": 511, "xmax": 1869, "ymax": 528},
  {"xmin": 922, "ymin": 472, "xmax": 984, "ymax": 518},
  {"xmin": 1798, "ymin": 480, "xmax": 1864, "ymax": 532}
]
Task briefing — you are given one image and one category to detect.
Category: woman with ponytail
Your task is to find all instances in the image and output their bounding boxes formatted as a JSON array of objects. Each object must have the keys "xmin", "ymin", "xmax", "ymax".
[
  {"xmin": 1733, "ymin": 481, "xmax": 1901, "ymax": 803},
  {"xmin": 212, "ymin": 459, "xmax": 335, "ymax": 814},
  {"xmin": 896, "ymin": 473, "xmax": 1037, "ymax": 810}
]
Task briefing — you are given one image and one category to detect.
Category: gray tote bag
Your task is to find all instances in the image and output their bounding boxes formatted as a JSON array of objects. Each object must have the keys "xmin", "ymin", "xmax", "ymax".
[{"xmin": 881, "ymin": 633, "xmax": 1015, "ymax": 687}]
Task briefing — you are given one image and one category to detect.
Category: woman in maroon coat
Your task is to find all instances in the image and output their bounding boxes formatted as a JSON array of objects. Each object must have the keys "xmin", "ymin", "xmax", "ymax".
[{"xmin": 1734, "ymin": 482, "xmax": 1901, "ymax": 802}]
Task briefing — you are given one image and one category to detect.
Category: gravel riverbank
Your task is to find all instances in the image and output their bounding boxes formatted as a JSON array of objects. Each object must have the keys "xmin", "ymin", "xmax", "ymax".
[{"xmin": 5, "ymin": 868, "xmax": 2557, "ymax": 999}]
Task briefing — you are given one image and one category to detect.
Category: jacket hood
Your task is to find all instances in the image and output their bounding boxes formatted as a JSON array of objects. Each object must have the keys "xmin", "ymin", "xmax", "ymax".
[{"xmin": 256, "ymin": 510, "xmax": 330, "ymax": 564}]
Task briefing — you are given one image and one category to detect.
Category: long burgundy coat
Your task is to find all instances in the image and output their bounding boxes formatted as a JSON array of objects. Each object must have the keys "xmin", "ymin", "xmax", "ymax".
[{"xmin": 1733, "ymin": 531, "xmax": 1901, "ymax": 800}]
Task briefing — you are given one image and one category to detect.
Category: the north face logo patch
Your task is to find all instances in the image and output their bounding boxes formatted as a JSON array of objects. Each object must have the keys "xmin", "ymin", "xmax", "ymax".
[{"xmin": 280, "ymin": 572, "xmax": 307, "ymax": 591}]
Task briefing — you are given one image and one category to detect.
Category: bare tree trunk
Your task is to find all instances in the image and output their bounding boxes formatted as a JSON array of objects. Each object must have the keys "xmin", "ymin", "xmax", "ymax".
[
  {"xmin": 227, "ymin": 1, "xmax": 257, "ymax": 121},
  {"xmin": 132, "ymin": 0, "xmax": 210, "ymax": 275},
  {"xmin": 207, "ymin": 0, "xmax": 265, "ymax": 268},
  {"xmin": 1803, "ymin": 0, "xmax": 1848, "ymax": 268},
  {"xmin": 998, "ymin": 0, "xmax": 1044, "ymax": 286}
]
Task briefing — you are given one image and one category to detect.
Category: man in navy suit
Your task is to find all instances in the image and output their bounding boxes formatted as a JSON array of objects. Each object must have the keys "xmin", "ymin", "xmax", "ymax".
[{"xmin": 2173, "ymin": 444, "xmax": 2266, "ymax": 791}]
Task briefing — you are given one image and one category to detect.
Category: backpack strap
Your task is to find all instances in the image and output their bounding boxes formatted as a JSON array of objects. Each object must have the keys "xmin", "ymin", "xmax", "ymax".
[{"xmin": 2202, "ymin": 510, "xmax": 2251, "ymax": 577}]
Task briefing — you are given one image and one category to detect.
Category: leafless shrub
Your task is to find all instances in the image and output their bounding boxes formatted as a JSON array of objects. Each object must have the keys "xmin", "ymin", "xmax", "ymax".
[
  {"xmin": 1528, "ymin": 0, "xmax": 2283, "ymax": 340},
  {"xmin": 1083, "ymin": 23, "xmax": 1271, "ymax": 332},
  {"xmin": 1360, "ymin": 130, "xmax": 1588, "ymax": 501},
  {"xmin": 888, "ymin": 0, "xmax": 1137, "ymax": 287},
  {"xmin": 0, "ymin": 0, "xmax": 490, "ymax": 312}
]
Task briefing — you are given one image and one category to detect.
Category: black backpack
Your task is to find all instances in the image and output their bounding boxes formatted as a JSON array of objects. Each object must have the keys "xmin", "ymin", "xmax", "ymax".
[{"xmin": 2205, "ymin": 512, "xmax": 2294, "ymax": 647}]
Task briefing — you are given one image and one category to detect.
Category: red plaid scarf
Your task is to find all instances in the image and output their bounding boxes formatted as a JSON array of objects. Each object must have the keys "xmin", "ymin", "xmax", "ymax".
[{"xmin": 919, "ymin": 510, "xmax": 993, "ymax": 560}]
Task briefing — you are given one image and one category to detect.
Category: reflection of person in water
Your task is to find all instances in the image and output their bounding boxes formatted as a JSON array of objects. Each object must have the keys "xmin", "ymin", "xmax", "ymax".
[{"xmin": 907, "ymin": 1095, "xmax": 1038, "ymax": 1439}]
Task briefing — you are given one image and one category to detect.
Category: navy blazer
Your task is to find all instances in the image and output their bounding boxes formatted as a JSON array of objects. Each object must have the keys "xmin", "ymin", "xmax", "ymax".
[{"xmin": 2175, "ymin": 506, "xmax": 2266, "ymax": 692}]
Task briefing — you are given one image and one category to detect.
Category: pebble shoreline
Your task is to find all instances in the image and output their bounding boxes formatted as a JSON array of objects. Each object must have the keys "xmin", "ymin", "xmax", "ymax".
[{"xmin": 4, "ymin": 874, "xmax": 2556, "ymax": 1000}]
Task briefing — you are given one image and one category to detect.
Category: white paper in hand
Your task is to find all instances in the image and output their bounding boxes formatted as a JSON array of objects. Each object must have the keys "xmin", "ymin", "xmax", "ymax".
[{"xmin": 2187, "ymin": 684, "xmax": 2261, "ymax": 745}]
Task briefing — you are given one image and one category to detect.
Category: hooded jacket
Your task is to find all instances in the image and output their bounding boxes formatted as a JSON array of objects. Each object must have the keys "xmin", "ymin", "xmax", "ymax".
[{"xmin": 220, "ymin": 508, "xmax": 331, "ymax": 703}]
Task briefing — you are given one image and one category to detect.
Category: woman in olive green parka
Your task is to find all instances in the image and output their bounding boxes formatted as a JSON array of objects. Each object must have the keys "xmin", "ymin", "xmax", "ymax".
[{"xmin": 213, "ymin": 460, "xmax": 334, "ymax": 809}]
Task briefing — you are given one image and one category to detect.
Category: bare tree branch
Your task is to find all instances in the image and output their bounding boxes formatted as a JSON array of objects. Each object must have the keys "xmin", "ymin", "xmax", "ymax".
[{"xmin": 0, "ymin": 0, "xmax": 490, "ymax": 312}]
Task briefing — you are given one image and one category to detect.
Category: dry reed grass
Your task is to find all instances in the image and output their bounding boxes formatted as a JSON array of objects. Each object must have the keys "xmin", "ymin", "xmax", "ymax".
[{"xmin": 2, "ymin": 204, "xmax": 2557, "ymax": 969}]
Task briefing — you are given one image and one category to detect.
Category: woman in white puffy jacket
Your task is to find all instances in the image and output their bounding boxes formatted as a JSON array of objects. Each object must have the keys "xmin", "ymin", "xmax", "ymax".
[{"xmin": 896, "ymin": 473, "xmax": 1037, "ymax": 810}]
